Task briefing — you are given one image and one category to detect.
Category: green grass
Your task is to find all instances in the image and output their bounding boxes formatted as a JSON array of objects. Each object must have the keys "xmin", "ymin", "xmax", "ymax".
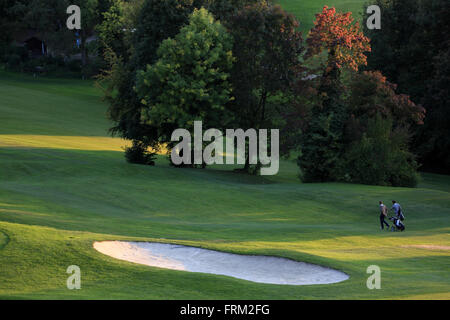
[
  {"xmin": 277, "ymin": 0, "xmax": 367, "ymax": 34},
  {"xmin": 0, "ymin": 70, "xmax": 449, "ymax": 300}
]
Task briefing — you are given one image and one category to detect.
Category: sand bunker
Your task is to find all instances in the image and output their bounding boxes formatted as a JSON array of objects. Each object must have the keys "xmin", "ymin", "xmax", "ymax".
[{"xmin": 93, "ymin": 241, "xmax": 349, "ymax": 285}]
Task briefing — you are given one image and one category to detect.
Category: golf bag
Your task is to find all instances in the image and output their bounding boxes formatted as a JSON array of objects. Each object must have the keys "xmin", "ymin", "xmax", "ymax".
[{"xmin": 389, "ymin": 217, "xmax": 405, "ymax": 232}]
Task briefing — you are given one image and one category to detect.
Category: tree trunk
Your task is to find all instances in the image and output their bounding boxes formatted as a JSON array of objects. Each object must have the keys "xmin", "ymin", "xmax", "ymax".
[
  {"xmin": 81, "ymin": 30, "xmax": 88, "ymax": 79},
  {"xmin": 244, "ymin": 152, "xmax": 251, "ymax": 173}
]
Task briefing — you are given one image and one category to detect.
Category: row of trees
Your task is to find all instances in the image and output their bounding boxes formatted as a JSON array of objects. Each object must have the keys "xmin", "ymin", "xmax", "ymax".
[
  {"xmin": 283, "ymin": 6, "xmax": 425, "ymax": 186},
  {"xmin": 98, "ymin": 0, "xmax": 429, "ymax": 187},
  {"xmin": 3, "ymin": 0, "xmax": 440, "ymax": 185},
  {"xmin": 99, "ymin": 0, "xmax": 303, "ymax": 174}
]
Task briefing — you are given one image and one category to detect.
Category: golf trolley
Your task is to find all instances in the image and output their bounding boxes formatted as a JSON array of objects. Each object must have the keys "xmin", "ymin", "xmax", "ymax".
[{"xmin": 389, "ymin": 216, "xmax": 405, "ymax": 232}]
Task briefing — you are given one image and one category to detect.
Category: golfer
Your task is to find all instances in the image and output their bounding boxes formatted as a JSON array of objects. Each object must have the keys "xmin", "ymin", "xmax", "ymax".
[
  {"xmin": 379, "ymin": 201, "xmax": 389, "ymax": 230},
  {"xmin": 391, "ymin": 200, "xmax": 403, "ymax": 219}
]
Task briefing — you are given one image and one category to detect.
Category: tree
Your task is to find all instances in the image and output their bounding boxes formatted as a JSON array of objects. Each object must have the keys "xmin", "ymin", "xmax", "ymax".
[
  {"xmin": 298, "ymin": 6, "xmax": 370, "ymax": 182},
  {"xmin": 343, "ymin": 71, "xmax": 424, "ymax": 186},
  {"xmin": 345, "ymin": 71, "xmax": 425, "ymax": 141},
  {"xmin": 204, "ymin": 0, "xmax": 261, "ymax": 22},
  {"xmin": 97, "ymin": 0, "xmax": 143, "ymax": 61},
  {"xmin": 297, "ymin": 98, "xmax": 348, "ymax": 182},
  {"xmin": 0, "ymin": 0, "xmax": 25, "ymax": 65},
  {"xmin": 419, "ymin": 45, "xmax": 450, "ymax": 173},
  {"xmin": 364, "ymin": 0, "xmax": 422, "ymax": 98},
  {"xmin": 307, "ymin": 6, "xmax": 371, "ymax": 76},
  {"xmin": 76, "ymin": 0, "xmax": 100, "ymax": 68},
  {"xmin": 296, "ymin": 70, "xmax": 425, "ymax": 185},
  {"xmin": 346, "ymin": 114, "xmax": 420, "ymax": 187},
  {"xmin": 100, "ymin": 0, "xmax": 197, "ymax": 165},
  {"xmin": 135, "ymin": 7, "xmax": 234, "ymax": 164},
  {"xmin": 0, "ymin": 0, "xmax": 21, "ymax": 45},
  {"xmin": 97, "ymin": 0, "xmax": 127, "ymax": 60},
  {"xmin": 102, "ymin": 0, "xmax": 265, "ymax": 165},
  {"xmin": 228, "ymin": 2, "xmax": 304, "ymax": 172},
  {"xmin": 132, "ymin": 0, "xmax": 202, "ymax": 70}
]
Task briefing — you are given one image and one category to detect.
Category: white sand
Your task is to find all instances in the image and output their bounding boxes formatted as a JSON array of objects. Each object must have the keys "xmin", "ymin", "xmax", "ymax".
[{"xmin": 93, "ymin": 241, "xmax": 349, "ymax": 285}]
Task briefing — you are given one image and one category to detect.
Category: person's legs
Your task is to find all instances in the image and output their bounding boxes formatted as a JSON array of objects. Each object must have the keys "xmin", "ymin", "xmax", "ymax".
[
  {"xmin": 380, "ymin": 214, "xmax": 385, "ymax": 230},
  {"xmin": 380, "ymin": 215, "xmax": 389, "ymax": 229}
]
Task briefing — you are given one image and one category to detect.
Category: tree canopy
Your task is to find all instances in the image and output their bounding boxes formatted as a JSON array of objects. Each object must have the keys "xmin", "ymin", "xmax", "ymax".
[{"xmin": 136, "ymin": 8, "xmax": 234, "ymax": 135}]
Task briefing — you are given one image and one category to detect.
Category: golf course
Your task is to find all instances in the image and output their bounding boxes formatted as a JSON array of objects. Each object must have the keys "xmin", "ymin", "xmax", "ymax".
[
  {"xmin": 1, "ymin": 0, "xmax": 450, "ymax": 302},
  {"xmin": 0, "ymin": 69, "xmax": 449, "ymax": 299},
  {"xmin": 277, "ymin": 0, "xmax": 366, "ymax": 32}
]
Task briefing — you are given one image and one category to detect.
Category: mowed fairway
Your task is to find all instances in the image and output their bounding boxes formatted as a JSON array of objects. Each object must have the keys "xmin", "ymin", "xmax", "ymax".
[
  {"xmin": 277, "ymin": 0, "xmax": 366, "ymax": 33},
  {"xmin": 0, "ymin": 70, "xmax": 449, "ymax": 299}
]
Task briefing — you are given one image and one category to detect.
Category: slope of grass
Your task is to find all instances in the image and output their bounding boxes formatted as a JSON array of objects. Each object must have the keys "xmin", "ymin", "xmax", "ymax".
[
  {"xmin": 277, "ymin": 0, "xmax": 367, "ymax": 34},
  {"xmin": 0, "ymin": 71, "xmax": 449, "ymax": 299}
]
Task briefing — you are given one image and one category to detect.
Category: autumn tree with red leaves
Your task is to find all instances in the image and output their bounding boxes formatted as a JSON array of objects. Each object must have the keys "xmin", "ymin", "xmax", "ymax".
[
  {"xmin": 298, "ymin": 6, "xmax": 372, "ymax": 182},
  {"xmin": 346, "ymin": 71, "xmax": 425, "ymax": 132},
  {"xmin": 306, "ymin": 6, "xmax": 371, "ymax": 76},
  {"xmin": 295, "ymin": 6, "xmax": 422, "ymax": 186},
  {"xmin": 342, "ymin": 71, "xmax": 426, "ymax": 187}
]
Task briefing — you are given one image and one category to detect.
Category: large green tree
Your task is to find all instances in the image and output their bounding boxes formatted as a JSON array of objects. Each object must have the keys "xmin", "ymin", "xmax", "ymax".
[
  {"xmin": 227, "ymin": 1, "xmax": 304, "ymax": 172},
  {"xmin": 135, "ymin": 7, "xmax": 234, "ymax": 160},
  {"xmin": 102, "ymin": 0, "xmax": 264, "ymax": 165},
  {"xmin": 101, "ymin": 0, "xmax": 201, "ymax": 165}
]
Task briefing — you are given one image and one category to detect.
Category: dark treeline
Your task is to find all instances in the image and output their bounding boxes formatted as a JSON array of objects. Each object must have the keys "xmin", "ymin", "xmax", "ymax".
[{"xmin": 364, "ymin": 0, "xmax": 449, "ymax": 174}]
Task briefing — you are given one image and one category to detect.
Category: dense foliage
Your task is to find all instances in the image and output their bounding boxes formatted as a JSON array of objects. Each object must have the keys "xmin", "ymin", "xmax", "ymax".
[
  {"xmin": 294, "ymin": 7, "xmax": 424, "ymax": 186},
  {"xmin": 343, "ymin": 72, "xmax": 425, "ymax": 186},
  {"xmin": 306, "ymin": 6, "xmax": 370, "ymax": 72},
  {"xmin": 227, "ymin": 1, "xmax": 304, "ymax": 172},
  {"xmin": 298, "ymin": 6, "xmax": 370, "ymax": 182},
  {"xmin": 345, "ymin": 114, "xmax": 419, "ymax": 187},
  {"xmin": 364, "ymin": 0, "xmax": 449, "ymax": 173},
  {"xmin": 136, "ymin": 8, "xmax": 234, "ymax": 143}
]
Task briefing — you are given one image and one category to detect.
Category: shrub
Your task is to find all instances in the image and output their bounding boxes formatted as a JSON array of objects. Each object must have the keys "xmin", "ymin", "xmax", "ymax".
[
  {"xmin": 345, "ymin": 114, "xmax": 419, "ymax": 187},
  {"xmin": 124, "ymin": 141, "xmax": 156, "ymax": 166},
  {"xmin": 298, "ymin": 111, "xmax": 346, "ymax": 183},
  {"xmin": 1, "ymin": 44, "xmax": 28, "ymax": 69}
]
